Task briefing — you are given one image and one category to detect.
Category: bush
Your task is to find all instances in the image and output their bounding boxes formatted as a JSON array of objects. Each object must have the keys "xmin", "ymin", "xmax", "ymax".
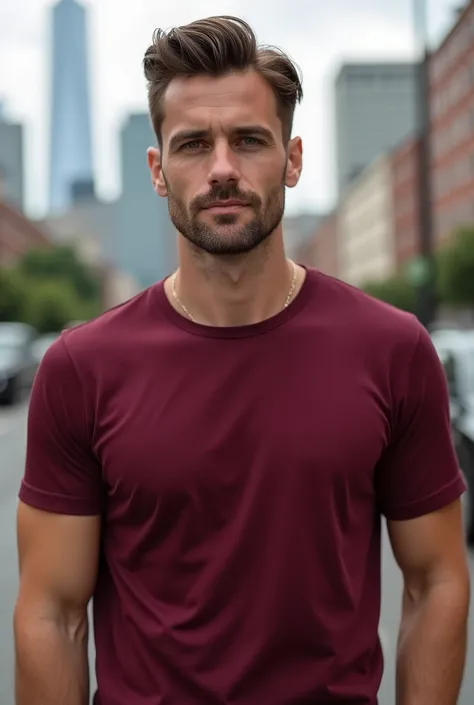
[
  {"xmin": 0, "ymin": 268, "xmax": 32, "ymax": 322},
  {"xmin": 20, "ymin": 245, "xmax": 101, "ymax": 302},
  {"xmin": 363, "ymin": 276, "xmax": 417, "ymax": 313},
  {"xmin": 437, "ymin": 227, "xmax": 474, "ymax": 307},
  {"xmin": 24, "ymin": 279, "xmax": 83, "ymax": 334}
]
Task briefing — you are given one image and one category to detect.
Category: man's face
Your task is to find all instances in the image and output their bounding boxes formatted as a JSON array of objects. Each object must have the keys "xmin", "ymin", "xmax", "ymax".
[{"xmin": 148, "ymin": 70, "xmax": 302, "ymax": 256}]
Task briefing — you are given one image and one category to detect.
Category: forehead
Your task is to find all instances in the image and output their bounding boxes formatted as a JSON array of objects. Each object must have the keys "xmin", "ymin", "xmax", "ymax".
[{"xmin": 160, "ymin": 70, "xmax": 281, "ymax": 139}]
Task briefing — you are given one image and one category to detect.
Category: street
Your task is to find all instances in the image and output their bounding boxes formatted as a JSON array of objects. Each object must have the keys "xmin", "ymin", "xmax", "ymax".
[{"xmin": 1, "ymin": 401, "xmax": 473, "ymax": 704}]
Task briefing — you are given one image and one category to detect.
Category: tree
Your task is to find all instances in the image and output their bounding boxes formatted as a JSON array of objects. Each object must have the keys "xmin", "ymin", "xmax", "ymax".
[
  {"xmin": 24, "ymin": 279, "xmax": 83, "ymax": 334},
  {"xmin": 363, "ymin": 275, "xmax": 417, "ymax": 313},
  {"xmin": 437, "ymin": 227, "xmax": 474, "ymax": 307},
  {"xmin": 19, "ymin": 245, "xmax": 101, "ymax": 302},
  {"xmin": 0, "ymin": 268, "xmax": 31, "ymax": 322}
]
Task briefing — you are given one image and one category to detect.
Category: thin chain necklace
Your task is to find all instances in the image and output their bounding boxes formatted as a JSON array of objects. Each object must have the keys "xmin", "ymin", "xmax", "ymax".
[{"xmin": 171, "ymin": 260, "xmax": 298, "ymax": 324}]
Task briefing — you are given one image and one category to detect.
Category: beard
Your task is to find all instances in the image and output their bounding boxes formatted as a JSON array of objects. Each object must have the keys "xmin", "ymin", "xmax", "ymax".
[{"xmin": 165, "ymin": 175, "xmax": 286, "ymax": 256}]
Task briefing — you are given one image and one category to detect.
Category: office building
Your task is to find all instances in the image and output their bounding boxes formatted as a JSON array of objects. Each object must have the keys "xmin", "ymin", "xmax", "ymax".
[
  {"xmin": 117, "ymin": 113, "xmax": 176, "ymax": 288},
  {"xmin": 49, "ymin": 0, "xmax": 94, "ymax": 212},
  {"xmin": 335, "ymin": 63, "xmax": 418, "ymax": 195},
  {"xmin": 0, "ymin": 103, "xmax": 24, "ymax": 209}
]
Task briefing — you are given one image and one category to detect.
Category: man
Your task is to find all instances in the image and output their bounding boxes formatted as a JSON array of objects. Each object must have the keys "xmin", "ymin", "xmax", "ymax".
[{"xmin": 14, "ymin": 15, "xmax": 469, "ymax": 705}]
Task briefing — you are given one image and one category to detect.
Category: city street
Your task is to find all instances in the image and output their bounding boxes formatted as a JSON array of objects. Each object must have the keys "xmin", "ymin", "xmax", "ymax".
[{"xmin": 0, "ymin": 400, "xmax": 473, "ymax": 704}]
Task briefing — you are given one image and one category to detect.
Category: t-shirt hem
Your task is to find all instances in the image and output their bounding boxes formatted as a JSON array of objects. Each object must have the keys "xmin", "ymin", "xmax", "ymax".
[
  {"xmin": 18, "ymin": 480, "xmax": 101, "ymax": 516},
  {"xmin": 382, "ymin": 473, "xmax": 467, "ymax": 521}
]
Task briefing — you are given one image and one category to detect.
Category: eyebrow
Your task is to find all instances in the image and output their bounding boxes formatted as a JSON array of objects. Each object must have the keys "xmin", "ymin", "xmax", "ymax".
[
  {"xmin": 168, "ymin": 125, "xmax": 274, "ymax": 151},
  {"xmin": 169, "ymin": 129, "xmax": 209, "ymax": 151}
]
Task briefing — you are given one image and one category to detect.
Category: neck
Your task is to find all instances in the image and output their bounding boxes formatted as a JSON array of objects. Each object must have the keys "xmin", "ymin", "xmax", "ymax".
[{"xmin": 166, "ymin": 230, "xmax": 302, "ymax": 327}]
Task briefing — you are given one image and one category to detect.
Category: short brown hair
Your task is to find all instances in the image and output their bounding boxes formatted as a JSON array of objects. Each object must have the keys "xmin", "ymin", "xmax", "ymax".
[{"xmin": 143, "ymin": 16, "xmax": 303, "ymax": 146}]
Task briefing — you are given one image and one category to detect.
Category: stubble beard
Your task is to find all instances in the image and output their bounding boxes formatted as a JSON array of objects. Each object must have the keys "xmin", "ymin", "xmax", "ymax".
[{"xmin": 165, "ymin": 179, "xmax": 286, "ymax": 257}]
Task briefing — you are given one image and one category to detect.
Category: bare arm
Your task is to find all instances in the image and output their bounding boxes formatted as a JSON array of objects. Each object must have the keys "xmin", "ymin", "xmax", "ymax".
[
  {"xmin": 388, "ymin": 499, "xmax": 470, "ymax": 705},
  {"xmin": 14, "ymin": 502, "xmax": 100, "ymax": 705}
]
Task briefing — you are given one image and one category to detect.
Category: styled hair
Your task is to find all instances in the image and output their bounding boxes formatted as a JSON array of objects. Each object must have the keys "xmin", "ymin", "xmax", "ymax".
[{"xmin": 143, "ymin": 16, "xmax": 303, "ymax": 146}]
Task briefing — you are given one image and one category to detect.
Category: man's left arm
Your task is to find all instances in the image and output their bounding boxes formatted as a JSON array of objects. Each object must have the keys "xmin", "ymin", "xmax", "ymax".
[
  {"xmin": 388, "ymin": 501, "xmax": 470, "ymax": 705},
  {"xmin": 376, "ymin": 322, "xmax": 470, "ymax": 705}
]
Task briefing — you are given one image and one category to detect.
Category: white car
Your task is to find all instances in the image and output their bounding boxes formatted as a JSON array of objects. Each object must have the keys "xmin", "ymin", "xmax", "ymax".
[
  {"xmin": 430, "ymin": 327, "xmax": 474, "ymax": 545},
  {"xmin": 0, "ymin": 323, "xmax": 38, "ymax": 405},
  {"xmin": 31, "ymin": 333, "xmax": 59, "ymax": 366}
]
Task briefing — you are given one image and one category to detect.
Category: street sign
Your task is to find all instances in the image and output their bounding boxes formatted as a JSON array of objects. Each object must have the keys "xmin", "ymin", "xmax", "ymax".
[{"xmin": 405, "ymin": 256, "xmax": 431, "ymax": 286}]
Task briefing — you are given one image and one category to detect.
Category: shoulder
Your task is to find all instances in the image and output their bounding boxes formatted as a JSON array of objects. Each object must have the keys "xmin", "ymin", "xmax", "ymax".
[
  {"xmin": 62, "ymin": 283, "xmax": 162, "ymax": 359},
  {"xmin": 305, "ymin": 268, "xmax": 422, "ymax": 359},
  {"xmin": 38, "ymin": 283, "xmax": 165, "ymax": 386}
]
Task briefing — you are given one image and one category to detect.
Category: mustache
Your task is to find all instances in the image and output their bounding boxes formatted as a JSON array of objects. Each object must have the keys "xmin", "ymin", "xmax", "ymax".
[{"xmin": 191, "ymin": 186, "xmax": 262, "ymax": 211}]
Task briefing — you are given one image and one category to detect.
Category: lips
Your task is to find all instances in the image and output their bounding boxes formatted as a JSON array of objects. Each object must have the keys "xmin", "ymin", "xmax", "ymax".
[{"xmin": 204, "ymin": 200, "xmax": 247, "ymax": 209}]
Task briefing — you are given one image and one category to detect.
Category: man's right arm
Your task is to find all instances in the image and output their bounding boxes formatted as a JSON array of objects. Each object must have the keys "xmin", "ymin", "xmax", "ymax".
[
  {"xmin": 14, "ymin": 334, "xmax": 103, "ymax": 705},
  {"xmin": 14, "ymin": 504, "xmax": 100, "ymax": 705}
]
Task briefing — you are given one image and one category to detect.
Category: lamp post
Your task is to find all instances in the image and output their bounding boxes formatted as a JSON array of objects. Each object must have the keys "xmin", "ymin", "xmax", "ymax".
[{"xmin": 412, "ymin": 0, "xmax": 437, "ymax": 327}]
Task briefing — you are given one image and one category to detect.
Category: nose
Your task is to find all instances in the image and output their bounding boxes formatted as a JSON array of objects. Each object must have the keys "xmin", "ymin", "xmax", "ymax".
[{"xmin": 207, "ymin": 141, "xmax": 241, "ymax": 186}]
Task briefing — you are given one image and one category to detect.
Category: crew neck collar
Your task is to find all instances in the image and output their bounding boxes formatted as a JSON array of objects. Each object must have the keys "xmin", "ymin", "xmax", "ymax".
[{"xmin": 154, "ymin": 266, "xmax": 317, "ymax": 339}]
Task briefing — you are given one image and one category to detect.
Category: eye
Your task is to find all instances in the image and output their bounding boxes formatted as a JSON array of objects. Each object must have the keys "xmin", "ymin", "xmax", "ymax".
[
  {"xmin": 238, "ymin": 136, "xmax": 263, "ymax": 147},
  {"xmin": 182, "ymin": 140, "xmax": 206, "ymax": 151}
]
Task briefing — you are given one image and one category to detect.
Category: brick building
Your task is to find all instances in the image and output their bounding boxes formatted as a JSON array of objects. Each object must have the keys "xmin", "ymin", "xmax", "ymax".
[
  {"xmin": 390, "ymin": 135, "xmax": 421, "ymax": 269},
  {"xmin": 338, "ymin": 154, "xmax": 395, "ymax": 287},
  {"xmin": 0, "ymin": 199, "xmax": 51, "ymax": 267},
  {"xmin": 295, "ymin": 211, "xmax": 339, "ymax": 278},
  {"xmin": 430, "ymin": 0, "xmax": 474, "ymax": 245}
]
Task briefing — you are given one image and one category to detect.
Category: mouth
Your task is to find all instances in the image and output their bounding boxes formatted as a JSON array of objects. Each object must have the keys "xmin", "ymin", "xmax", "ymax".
[{"xmin": 203, "ymin": 200, "xmax": 248, "ymax": 214}]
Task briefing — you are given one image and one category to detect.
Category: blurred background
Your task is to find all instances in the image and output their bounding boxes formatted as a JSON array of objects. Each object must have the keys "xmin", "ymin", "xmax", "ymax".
[{"xmin": 1, "ymin": 0, "xmax": 474, "ymax": 703}]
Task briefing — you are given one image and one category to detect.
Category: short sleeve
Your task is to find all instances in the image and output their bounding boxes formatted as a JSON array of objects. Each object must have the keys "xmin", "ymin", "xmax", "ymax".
[
  {"xmin": 18, "ymin": 335, "xmax": 103, "ymax": 516},
  {"xmin": 377, "ymin": 324, "xmax": 466, "ymax": 521}
]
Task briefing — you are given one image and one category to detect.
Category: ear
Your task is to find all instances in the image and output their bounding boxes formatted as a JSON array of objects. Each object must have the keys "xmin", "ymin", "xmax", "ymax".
[
  {"xmin": 147, "ymin": 147, "xmax": 167, "ymax": 197},
  {"xmin": 285, "ymin": 136, "xmax": 303, "ymax": 188}
]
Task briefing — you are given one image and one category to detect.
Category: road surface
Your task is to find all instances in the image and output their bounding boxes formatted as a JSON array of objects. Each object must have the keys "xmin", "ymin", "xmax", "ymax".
[{"xmin": 1, "ymin": 400, "xmax": 473, "ymax": 704}]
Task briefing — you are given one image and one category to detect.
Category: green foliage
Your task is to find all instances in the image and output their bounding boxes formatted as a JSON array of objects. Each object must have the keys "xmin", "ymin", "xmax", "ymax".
[
  {"xmin": 0, "ymin": 244, "xmax": 102, "ymax": 333},
  {"xmin": 363, "ymin": 276, "xmax": 417, "ymax": 313},
  {"xmin": 24, "ymin": 279, "xmax": 82, "ymax": 334},
  {"xmin": 20, "ymin": 245, "xmax": 100, "ymax": 301},
  {"xmin": 437, "ymin": 227, "xmax": 474, "ymax": 307},
  {"xmin": 0, "ymin": 268, "xmax": 32, "ymax": 322}
]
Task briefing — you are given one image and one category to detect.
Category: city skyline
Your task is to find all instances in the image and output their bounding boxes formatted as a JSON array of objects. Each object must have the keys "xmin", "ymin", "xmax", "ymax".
[
  {"xmin": 49, "ymin": 0, "xmax": 94, "ymax": 212},
  {"xmin": 0, "ymin": 0, "xmax": 462, "ymax": 218}
]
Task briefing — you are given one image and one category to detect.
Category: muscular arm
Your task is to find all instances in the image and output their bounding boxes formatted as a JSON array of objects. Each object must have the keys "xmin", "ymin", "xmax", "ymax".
[
  {"xmin": 14, "ymin": 502, "xmax": 100, "ymax": 705},
  {"xmin": 388, "ymin": 500, "xmax": 470, "ymax": 705}
]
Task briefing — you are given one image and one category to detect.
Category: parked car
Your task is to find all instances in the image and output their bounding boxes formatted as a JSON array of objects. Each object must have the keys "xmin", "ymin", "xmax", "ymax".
[
  {"xmin": 0, "ymin": 323, "xmax": 38, "ymax": 405},
  {"xmin": 31, "ymin": 333, "xmax": 59, "ymax": 366},
  {"xmin": 431, "ymin": 329, "xmax": 474, "ymax": 545}
]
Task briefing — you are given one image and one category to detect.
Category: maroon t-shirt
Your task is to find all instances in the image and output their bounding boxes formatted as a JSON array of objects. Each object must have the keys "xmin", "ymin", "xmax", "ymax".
[{"xmin": 19, "ymin": 268, "xmax": 465, "ymax": 705}]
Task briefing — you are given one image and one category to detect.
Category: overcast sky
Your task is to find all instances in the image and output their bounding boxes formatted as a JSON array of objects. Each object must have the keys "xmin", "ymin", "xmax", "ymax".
[{"xmin": 0, "ymin": 0, "xmax": 460, "ymax": 217}]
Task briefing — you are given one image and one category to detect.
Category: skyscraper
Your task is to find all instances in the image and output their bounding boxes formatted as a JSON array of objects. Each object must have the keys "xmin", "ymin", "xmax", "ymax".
[
  {"xmin": 0, "ymin": 102, "xmax": 24, "ymax": 209},
  {"xmin": 117, "ymin": 113, "xmax": 176, "ymax": 288},
  {"xmin": 334, "ymin": 63, "xmax": 418, "ymax": 196},
  {"xmin": 49, "ymin": 0, "xmax": 94, "ymax": 213}
]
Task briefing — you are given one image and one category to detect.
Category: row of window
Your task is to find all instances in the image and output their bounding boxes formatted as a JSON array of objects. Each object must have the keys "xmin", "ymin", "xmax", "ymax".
[
  {"xmin": 395, "ymin": 228, "xmax": 417, "ymax": 250},
  {"xmin": 430, "ymin": 10, "xmax": 474, "ymax": 82},
  {"xmin": 431, "ymin": 61, "xmax": 474, "ymax": 119},
  {"xmin": 431, "ymin": 106, "xmax": 474, "ymax": 158},
  {"xmin": 393, "ymin": 192, "xmax": 417, "ymax": 220},
  {"xmin": 393, "ymin": 157, "xmax": 416, "ymax": 185},
  {"xmin": 432, "ymin": 152, "xmax": 474, "ymax": 198}
]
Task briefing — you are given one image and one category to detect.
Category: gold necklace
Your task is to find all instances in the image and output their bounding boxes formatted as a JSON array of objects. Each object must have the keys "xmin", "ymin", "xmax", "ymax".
[{"xmin": 171, "ymin": 260, "xmax": 298, "ymax": 324}]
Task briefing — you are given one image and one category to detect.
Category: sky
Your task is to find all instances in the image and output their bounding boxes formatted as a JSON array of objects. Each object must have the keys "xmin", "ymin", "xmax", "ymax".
[{"xmin": 0, "ymin": 0, "xmax": 462, "ymax": 218}]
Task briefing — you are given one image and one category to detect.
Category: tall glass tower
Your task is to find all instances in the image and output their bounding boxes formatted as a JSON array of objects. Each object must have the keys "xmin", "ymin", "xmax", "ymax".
[{"xmin": 49, "ymin": 0, "xmax": 94, "ymax": 213}]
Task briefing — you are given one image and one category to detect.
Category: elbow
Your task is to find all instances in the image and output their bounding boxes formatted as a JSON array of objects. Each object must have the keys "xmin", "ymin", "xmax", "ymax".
[
  {"xmin": 403, "ymin": 564, "xmax": 470, "ymax": 615},
  {"xmin": 14, "ymin": 596, "xmax": 89, "ymax": 647}
]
